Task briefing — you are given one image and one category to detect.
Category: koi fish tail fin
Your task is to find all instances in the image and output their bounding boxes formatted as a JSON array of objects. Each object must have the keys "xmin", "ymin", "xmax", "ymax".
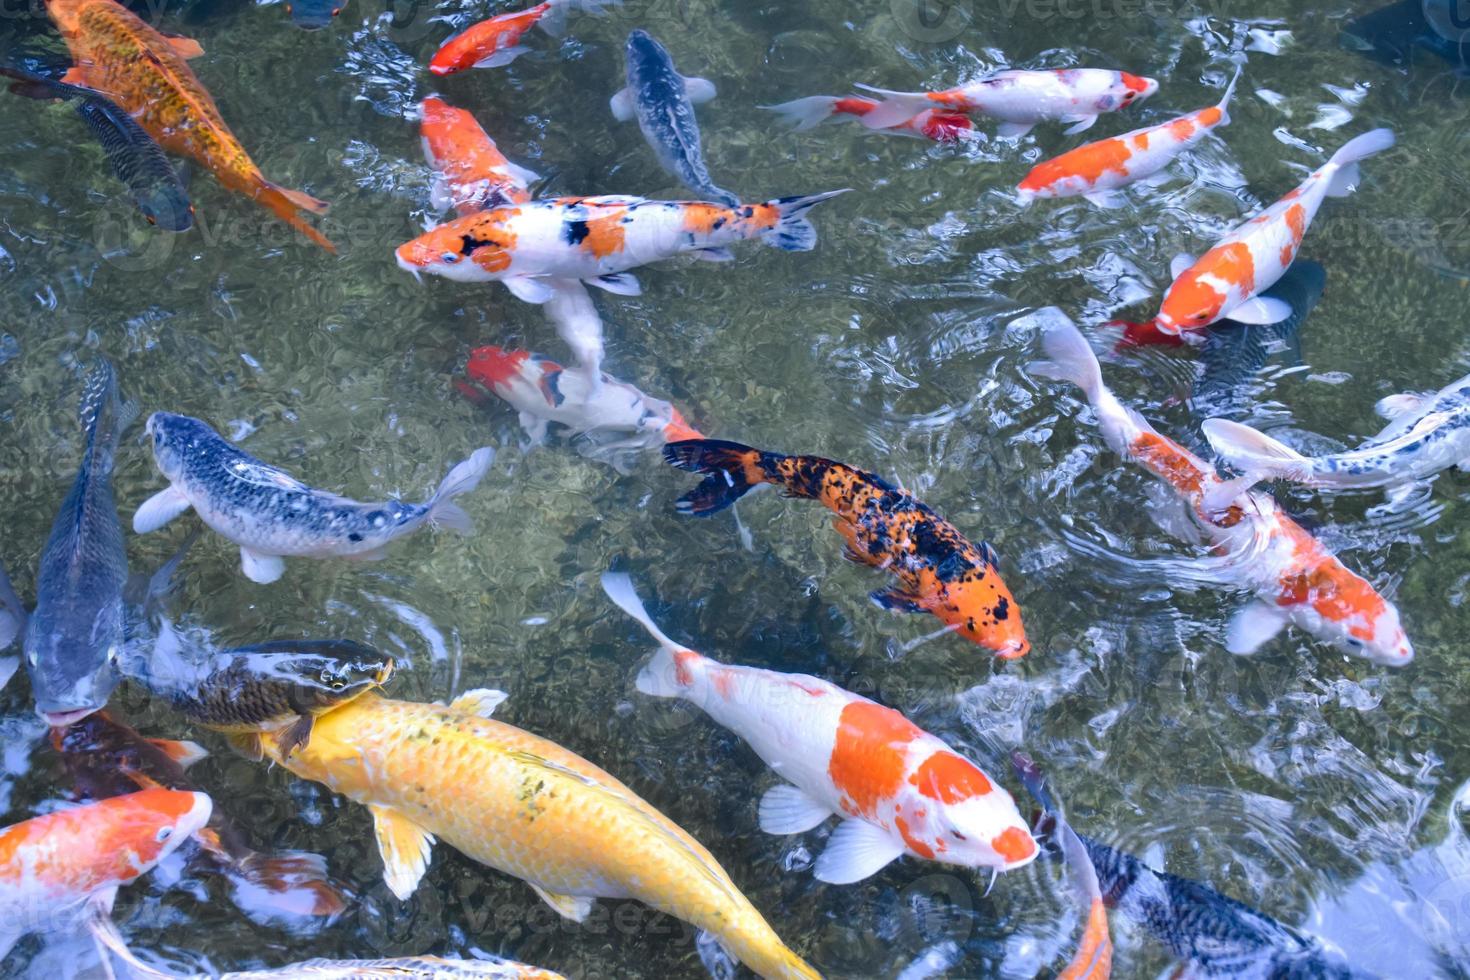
[
  {"xmin": 425, "ymin": 447, "xmax": 496, "ymax": 534},
  {"xmin": 256, "ymin": 180, "xmax": 336, "ymax": 252},
  {"xmin": 760, "ymin": 189, "xmax": 850, "ymax": 252},
  {"xmin": 1201, "ymin": 419, "xmax": 1312, "ymax": 485},
  {"xmin": 851, "ymin": 84, "xmax": 934, "ymax": 129},
  {"xmin": 762, "ymin": 96, "xmax": 840, "ymax": 131},
  {"xmin": 540, "ymin": 0, "xmax": 620, "ymax": 35},
  {"xmin": 232, "ymin": 848, "xmax": 350, "ymax": 919},
  {"xmin": 600, "ymin": 571, "xmax": 703, "ymax": 697},
  {"xmin": 1215, "ymin": 65, "xmax": 1241, "ymax": 125},
  {"xmin": 1325, "ymin": 127, "xmax": 1394, "ymax": 197},
  {"xmin": 662, "ymin": 438, "xmax": 772, "ymax": 515},
  {"xmin": 1028, "ymin": 308, "xmax": 1104, "ymax": 405}
]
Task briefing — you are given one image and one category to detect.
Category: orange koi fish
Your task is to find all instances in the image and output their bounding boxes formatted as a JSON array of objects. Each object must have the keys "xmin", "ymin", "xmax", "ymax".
[
  {"xmin": 256, "ymin": 693, "xmax": 820, "ymax": 979},
  {"xmin": 45, "ymin": 0, "xmax": 334, "ymax": 251},
  {"xmin": 394, "ymin": 190, "xmax": 848, "ymax": 304},
  {"xmin": 1150, "ymin": 128, "xmax": 1394, "ymax": 336},
  {"xmin": 1028, "ymin": 308, "xmax": 1411, "ymax": 664},
  {"xmin": 764, "ymin": 95, "xmax": 975, "ymax": 142},
  {"xmin": 1018, "ymin": 69, "xmax": 1238, "ymax": 209},
  {"xmin": 603, "ymin": 573, "xmax": 1038, "ymax": 883},
  {"xmin": 0, "ymin": 788, "xmax": 213, "ymax": 959},
  {"xmin": 429, "ymin": 0, "xmax": 621, "ymax": 75},
  {"xmin": 857, "ymin": 68, "xmax": 1157, "ymax": 137},
  {"xmin": 420, "ymin": 97, "xmax": 537, "ymax": 216},
  {"xmin": 662, "ymin": 439, "xmax": 1029, "ymax": 658}
]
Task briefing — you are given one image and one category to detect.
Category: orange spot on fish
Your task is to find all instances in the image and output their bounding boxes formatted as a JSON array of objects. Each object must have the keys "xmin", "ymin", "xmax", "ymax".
[
  {"xmin": 1166, "ymin": 115, "xmax": 1197, "ymax": 140},
  {"xmin": 833, "ymin": 97, "xmax": 877, "ymax": 117},
  {"xmin": 1196, "ymin": 105, "xmax": 1222, "ymax": 128},
  {"xmin": 910, "ymin": 751, "xmax": 993, "ymax": 803},
  {"xmin": 1273, "ymin": 516, "xmax": 1385, "ymax": 640},
  {"xmin": 991, "ymin": 825, "xmax": 1036, "ymax": 863},
  {"xmin": 827, "ymin": 702, "xmax": 923, "ymax": 819},
  {"xmin": 894, "ymin": 813, "xmax": 934, "ymax": 859},
  {"xmin": 1130, "ymin": 431, "xmax": 1210, "ymax": 497},
  {"xmin": 1058, "ymin": 898, "xmax": 1113, "ymax": 980},
  {"xmin": 580, "ymin": 210, "xmax": 627, "ymax": 259},
  {"xmin": 465, "ymin": 346, "xmax": 530, "ymax": 388},
  {"xmin": 681, "ymin": 203, "xmax": 730, "ymax": 236},
  {"xmin": 1280, "ymin": 202, "xmax": 1307, "ymax": 267},
  {"xmin": 1019, "ymin": 136, "xmax": 1133, "ymax": 192},
  {"xmin": 673, "ymin": 649, "xmax": 700, "ymax": 687},
  {"xmin": 711, "ymin": 668, "xmax": 734, "ymax": 700}
]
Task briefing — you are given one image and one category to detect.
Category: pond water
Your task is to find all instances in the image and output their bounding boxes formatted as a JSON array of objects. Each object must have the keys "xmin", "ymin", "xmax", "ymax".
[{"xmin": 2, "ymin": 0, "xmax": 1470, "ymax": 977}]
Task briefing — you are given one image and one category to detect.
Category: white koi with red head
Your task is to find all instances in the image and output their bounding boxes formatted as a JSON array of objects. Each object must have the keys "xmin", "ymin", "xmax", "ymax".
[
  {"xmin": 466, "ymin": 346, "xmax": 702, "ymax": 447},
  {"xmin": 1026, "ymin": 308, "xmax": 1412, "ymax": 666},
  {"xmin": 1018, "ymin": 69, "xmax": 1238, "ymax": 209},
  {"xmin": 601, "ymin": 573, "xmax": 1038, "ymax": 883},
  {"xmin": 419, "ymin": 97, "xmax": 538, "ymax": 216},
  {"xmin": 394, "ymin": 191, "xmax": 848, "ymax": 304},
  {"xmin": 857, "ymin": 68, "xmax": 1157, "ymax": 137},
  {"xmin": 0, "ymin": 788, "xmax": 213, "ymax": 959},
  {"xmin": 1153, "ymin": 128, "xmax": 1394, "ymax": 335}
]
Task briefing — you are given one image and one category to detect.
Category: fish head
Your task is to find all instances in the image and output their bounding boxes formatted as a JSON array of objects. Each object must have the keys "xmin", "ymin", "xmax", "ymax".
[
  {"xmin": 146, "ymin": 411, "xmax": 210, "ymax": 482},
  {"xmin": 1301, "ymin": 571, "xmax": 1414, "ymax": 666},
  {"xmin": 1156, "ymin": 269, "xmax": 1227, "ymax": 335},
  {"xmin": 625, "ymin": 28, "xmax": 671, "ymax": 70},
  {"xmin": 286, "ymin": 643, "xmax": 396, "ymax": 712},
  {"xmin": 25, "ymin": 604, "xmax": 124, "ymax": 727},
  {"xmin": 395, "ymin": 217, "xmax": 513, "ymax": 282},
  {"xmin": 466, "ymin": 346, "xmax": 536, "ymax": 396},
  {"xmin": 93, "ymin": 789, "xmax": 214, "ymax": 881},
  {"xmin": 135, "ymin": 184, "xmax": 194, "ymax": 233},
  {"xmin": 1117, "ymin": 73, "xmax": 1159, "ymax": 106},
  {"xmin": 929, "ymin": 561, "xmax": 1029, "ymax": 659},
  {"xmin": 908, "ymin": 752, "xmax": 1039, "ymax": 871}
]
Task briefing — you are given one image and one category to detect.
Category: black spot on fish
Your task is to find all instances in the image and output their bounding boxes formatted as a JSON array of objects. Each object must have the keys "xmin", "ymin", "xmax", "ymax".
[
  {"xmin": 563, "ymin": 219, "xmax": 591, "ymax": 247},
  {"xmin": 348, "ymin": 532, "xmax": 363, "ymax": 542},
  {"xmin": 993, "ymin": 597, "xmax": 1009, "ymax": 621}
]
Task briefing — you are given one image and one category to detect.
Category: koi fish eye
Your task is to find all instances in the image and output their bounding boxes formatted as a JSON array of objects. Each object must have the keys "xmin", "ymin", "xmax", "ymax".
[
  {"xmin": 950, "ymin": 830, "xmax": 968, "ymax": 841},
  {"xmin": 329, "ymin": 679, "xmax": 346, "ymax": 690},
  {"xmin": 440, "ymin": 252, "xmax": 461, "ymax": 264},
  {"xmin": 155, "ymin": 826, "xmax": 174, "ymax": 843},
  {"xmin": 1098, "ymin": 94, "xmax": 1118, "ymax": 109},
  {"xmin": 1187, "ymin": 310, "xmax": 1213, "ymax": 324}
]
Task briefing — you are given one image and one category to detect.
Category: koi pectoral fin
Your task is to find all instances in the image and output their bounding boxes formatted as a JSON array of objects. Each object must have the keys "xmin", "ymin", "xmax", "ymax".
[
  {"xmin": 370, "ymin": 805, "xmax": 435, "ymax": 901},
  {"xmin": 133, "ymin": 486, "xmax": 192, "ymax": 533},
  {"xmin": 163, "ymin": 34, "xmax": 204, "ymax": 59},
  {"xmin": 758, "ymin": 784, "xmax": 833, "ymax": 835},
  {"xmin": 813, "ymin": 819, "xmax": 905, "ymax": 884},
  {"xmin": 240, "ymin": 548, "xmax": 286, "ymax": 584},
  {"xmin": 277, "ymin": 714, "xmax": 314, "ymax": 758},
  {"xmin": 530, "ymin": 884, "xmax": 595, "ymax": 922},
  {"xmin": 1225, "ymin": 601, "xmax": 1287, "ymax": 655},
  {"xmin": 870, "ymin": 585, "xmax": 929, "ymax": 614},
  {"xmin": 1224, "ymin": 296, "xmax": 1292, "ymax": 325}
]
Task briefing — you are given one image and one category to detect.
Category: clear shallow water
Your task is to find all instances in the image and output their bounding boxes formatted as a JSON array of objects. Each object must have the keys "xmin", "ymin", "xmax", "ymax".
[{"xmin": 2, "ymin": 0, "xmax": 1470, "ymax": 976}]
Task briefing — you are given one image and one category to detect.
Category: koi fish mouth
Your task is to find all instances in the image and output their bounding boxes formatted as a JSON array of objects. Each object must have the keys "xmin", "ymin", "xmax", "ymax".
[
  {"xmin": 394, "ymin": 248, "xmax": 426, "ymax": 282},
  {"xmin": 42, "ymin": 705, "xmax": 101, "ymax": 728},
  {"xmin": 995, "ymin": 638, "xmax": 1029, "ymax": 660}
]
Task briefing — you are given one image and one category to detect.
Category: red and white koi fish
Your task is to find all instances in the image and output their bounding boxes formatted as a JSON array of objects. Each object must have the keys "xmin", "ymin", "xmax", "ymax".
[
  {"xmin": 1027, "ymin": 308, "xmax": 1412, "ymax": 665},
  {"xmin": 601, "ymin": 572, "xmax": 1038, "ymax": 884},
  {"xmin": 466, "ymin": 345, "xmax": 702, "ymax": 447},
  {"xmin": 428, "ymin": 0, "xmax": 620, "ymax": 75},
  {"xmin": 856, "ymin": 69, "xmax": 1157, "ymax": 138},
  {"xmin": 394, "ymin": 191, "xmax": 848, "ymax": 304},
  {"xmin": 420, "ymin": 97, "xmax": 537, "ymax": 216},
  {"xmin": 0, "ymin": 788, "xmax": 213, "ymax": 959},
  {"xmin": 1151, "ymin": 128, "xmax": 1394, "ymax": 335},
  {"xmin": 763, "ymin": 95, "xmax": 975, "ymax": 142},
  {"xmin": 1018, "ymin": 69, "xmax": 1238, "ymax": 209}
]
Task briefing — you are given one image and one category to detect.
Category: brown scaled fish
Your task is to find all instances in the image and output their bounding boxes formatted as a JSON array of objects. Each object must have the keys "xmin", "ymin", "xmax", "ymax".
[
  {"xmin": 149, "ymin": 637, "xmax": 394, "ymax": 759},
  {"xmin": 52, "ymin": 710, "xmax": 348, "ymax": 919},
  {"xmin": 663, "ymin": 439, "xmax": 1028, "ymax": 658},
  {"xmin": 44, "ymin": 0, "xmax": 335, "ymax": 251}
]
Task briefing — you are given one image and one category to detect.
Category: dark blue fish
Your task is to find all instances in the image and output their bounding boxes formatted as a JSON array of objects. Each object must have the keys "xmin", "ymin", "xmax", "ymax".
[
  {"xmin": 0, "ymin": 560, "xmax": 24, "ymax": 693},
  {"xmin": 0, "ymin": 66, "xmax": 192, "ymax": 231},
  {"xmin": 1189, "ymin": 260, "xmax": 1325, "ymax": 422},
  {"xmin": 610, "ymin": 30, "xmax": 738, "ymax": 206},
  {"xmin": 285, "ymin": 0, "xmax": 346, "ymax": 30},
  {"xmin": 1342, "ymin": 0, "xmax": 1470, "ymax": 71},
  {"xmin": 24, "ymin": 360, "xmax": 138, "ymax": 726},
  {"xmin": 1011, "ymin": 752, "xmax": 1371, "ymax": 979}
]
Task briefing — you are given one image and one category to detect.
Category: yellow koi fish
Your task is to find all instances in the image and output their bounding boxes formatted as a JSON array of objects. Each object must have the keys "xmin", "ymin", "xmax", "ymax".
[{"xmin": 258, "ymin": 692, "xmax": 819, "ymax": 980}]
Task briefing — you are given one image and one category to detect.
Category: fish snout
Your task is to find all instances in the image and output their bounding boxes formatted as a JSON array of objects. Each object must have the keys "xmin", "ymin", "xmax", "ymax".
[
  {"xmin": 1122, "ymin": 73, "xmax": 1159, "ymax": 102},
  {"xmin": 180, "ymin": 791, "xmax": 215, "ymax": 839},
  {"xmin": 40, "ymin": 705, "xmax": 101, "ymax": 728}
]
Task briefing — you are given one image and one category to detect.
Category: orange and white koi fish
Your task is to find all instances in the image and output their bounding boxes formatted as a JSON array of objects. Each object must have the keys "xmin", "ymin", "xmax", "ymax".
[
  {"xmin": 429, "ymin": 0, "xmax": 620, "ymax": 75},
  {"xmin": 857, "ymin": 69, "xmax": 1158, "ymax": 138},
  {"xmin": 0, "ymin": 788, "xmax": 213, "ymax": 959},
  {"xmin": 1027, "ymin": 308, "xmax": 1411, "ymax": 664},
  {"xmin": 1018, "ymin": 69, "xmax": 1238, "ymax": 209},
  {"xmin": 466, "ymin": 345, "xmax": 702, "ymax": 447},
  {"xmin": 45, "ymin": 0, "xmax": 334, "ymax": 251},
  {"xmin": 602, "ymin": 573, "xmax": 1038, "ymax": 884},
  {"xmin": 1151, "ymin": 128, "xmax": 1394, "ymax": 335},
  {"xmin": 257, "ymin": 693, "xmax": 819, "ymax": 980},
  {"xmin": 394, "ymin": 191, "xmax": 847, "ymax": 304},
  {"xmin": 420, "ymin": 97, "xmax": 538, "ymax": 216},
  {"xmin": 763, "ymin": 95, "xmax": 975, "ymax": 142},
  {"xmin": 662, "ymin": 439, "xmax": 1029, "ymax": 658}
]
